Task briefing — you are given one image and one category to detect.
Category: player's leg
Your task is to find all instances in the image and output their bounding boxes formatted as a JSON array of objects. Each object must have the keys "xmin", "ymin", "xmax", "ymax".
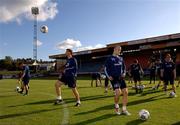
[
  {"xmin": 68, "ymin": 76, "xmax": 81, "ymax": 106},
  {"xmin": 114, "ymin": 88, "xmax": 121, "ymax": 115},
  {"xmin": 104, "ymin": 77, "xmax": 109, "ymax": 93},
  {"xmin": 72, "ymin": 87, "xmax": 81, "ymax": 106},
  {"xmin": 91, "ymin": 79, "xmax": 93, "ymax": 87},
  {"xmin": 149, "ymin": 73, "xmax": 152, "ymax": 84},
  {"xmin": 170, "ymin": 79, "xmax": 176, "ymax": 93},
  {"xmin": 19, "ymin": 82, "xmax": 24, "ymax": 94},
  {"xmin": 153, "ymin": 73, "xmax": 156, "ymax": 84},
  {"xmin": 54, "ymin": 79, "xmax": 64, "ymax": 104},
  {"xmin": 21, "ymin": 78, "xmax": 29, "ymax": 96},
  {"xmin": 164, "ymin": 79, "xmax": 168, "ymax": 95},
  {"xmin": 120, "ymin": 80, "xmax": 131, "ymax": 115},
  {"xmin": 55, "ymin": 80, "xmax": 63, "ymax": 99},
  {"xmin": 99, "ymin": 78, "xmax": 102, "ymax": 87},
  {"xmin": 111, "ymin": 79, "xmax": 121, "ymax": 115},
  {"xmin": 133, "ymin": 75, "xmax": 138, "ymax": 93},
  {"xmin": 177, "ymin": 80, "xmax": 180, "ymax": 87}
]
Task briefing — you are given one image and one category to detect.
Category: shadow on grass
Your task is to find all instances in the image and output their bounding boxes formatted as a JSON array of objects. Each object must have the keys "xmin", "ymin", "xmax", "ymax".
[
  {"xmin": 0, "ymin": 107, "xmax": 61, "ymax": 119},
  {"xmin": 75, "ymin": 104, "xmax": 114, "ymax": 115},
  {"xmin": 128, "ymin": 93, "xmax": 167, "ymax": 107},
  {"xmin": 172, "ymin": 121, "xmax": 180, "ymax": 125},
  {"xmin": 8, "ymin": 99, "xmax": 55, "ymax": 107},
  {"xmin": 8, "ymin": 95, "xmax": 113, "ymax": 108},
  {"xmin": 0, "ymin": 94, "xmax": 18, "ymax": 98},
  {"xmin": 76, "ymin": 93, "xmax": 166, "ymax": 116},
  {"xmin": 126, "ymin": 119, "xmax": 146, "ymax": 125},
  {"xmin": 71, "ymin": 113, "xmax": 115, "ymax": 125}
]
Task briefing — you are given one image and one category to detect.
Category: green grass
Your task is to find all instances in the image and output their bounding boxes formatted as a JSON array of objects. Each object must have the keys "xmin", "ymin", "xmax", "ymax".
[{"xmin": 0, "ymin": 78, "xmax": 180, "ymax": 125}]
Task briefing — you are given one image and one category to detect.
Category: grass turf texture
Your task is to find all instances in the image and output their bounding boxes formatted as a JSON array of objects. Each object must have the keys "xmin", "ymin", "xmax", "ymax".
[{"xmin": 0, "ymin": 78, "xmax": 180, "ymax": 125}]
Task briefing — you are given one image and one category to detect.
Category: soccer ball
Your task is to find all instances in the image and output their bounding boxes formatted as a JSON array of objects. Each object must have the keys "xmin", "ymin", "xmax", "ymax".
[
  {"xmin": 139, "ymin": 109, "xmax": 150, "ymax": 120},
  {"xmin": 15, "ymin": 86, "xmax": 20, "ymax": 92},
  {"xmin": 169, "ymin": 91, "xmax": 176, "ymax": 98},
  {"xmin": 101, "ymin": 74, "xmax": 106, "ymax": 79},
  {"xmin": 140, "ymin": 85, "xmax": 145, "ymax": 89},
  {"xmin": 40, "ymin": 25, "xmax": 48, "ymax": 33}
]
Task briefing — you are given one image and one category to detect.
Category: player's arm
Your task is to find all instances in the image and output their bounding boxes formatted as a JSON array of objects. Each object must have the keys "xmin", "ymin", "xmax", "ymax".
[
  {"xmin": 20, "ymin": 67, "xmax": 26, "ymax": 79},
  {"xmin": 121, "ymin": 60, "xmax": 126, "ymax": 78},
  {"xmin": 173, "ymin": 69, "xmax": 176, "ymax": 80},
  {"xmin": 173, "ymin": 63, "xmax": 176, "ymax": 80},
  {"xmin": 139, "ymin": 64, "xmax": 144, "ymax": 75},
  {"xmin": 160, "ymin": 69, "xmax": 164, "ymax": 78},
  {"xmin": 104, "ymin": 58, "xmax": 113, "ymax": 81}
]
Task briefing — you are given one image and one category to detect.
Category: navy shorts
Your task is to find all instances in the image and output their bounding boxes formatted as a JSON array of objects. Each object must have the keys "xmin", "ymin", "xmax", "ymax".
[
  {"xmin": 58, "ymin": 74, "xmax": 76, "ymax": 88},
  {"xmin": 164, "ymin": 77, "xmax": 174, "ymax": 85},
  {"xmin": 110, "ymin": 77, "xmax": 127, "ymax": 90},
  {"xmin": 132, "ymin": 74, "xmax": 141, "ymax": 82},
  {"xmin": 22, "ymin": 77, "xmax": 30, "ymax": 85}
]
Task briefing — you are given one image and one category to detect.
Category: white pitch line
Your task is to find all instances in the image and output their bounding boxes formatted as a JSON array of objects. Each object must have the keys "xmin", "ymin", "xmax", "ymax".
[{"xmin": 37, "ymin": 92, "xmax": 69, "ymax": 125}]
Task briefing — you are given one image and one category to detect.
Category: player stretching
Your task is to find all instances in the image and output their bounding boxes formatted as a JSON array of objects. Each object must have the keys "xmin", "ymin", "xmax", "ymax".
[
  {"xmin": 54, "ymin": 49, "xmax": 81, "ymax": 106},
  {"xmin": 105, "ymin": 46, "xmax": 131, "ymax": 115},
  {"xmin": 19, "ymin": 62, "xmax": 30, "ymax": 96},
  {"xmin": 161, "ymin": 54, "xmax": 176, "ymax": 96}
]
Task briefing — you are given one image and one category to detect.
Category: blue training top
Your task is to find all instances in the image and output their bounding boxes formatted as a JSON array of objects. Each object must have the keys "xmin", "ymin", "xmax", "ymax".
[
  {"xmin": 104, "ymin": 55, "xmax": 126, "ymax": 78},
  {"xmin": 162, "ymin": 61, "xmax": 175, "ymax": 77},
  {"xmin": 64, "ymin": 57, "xmax": 78, "ymax": 77},
  {"xmin": 23, "ymin": 66, "xmax": 30, "ymax": 78}
]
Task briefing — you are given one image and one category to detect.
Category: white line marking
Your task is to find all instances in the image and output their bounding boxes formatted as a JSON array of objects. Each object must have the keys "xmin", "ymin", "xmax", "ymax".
[{"xmin": 37, "ymin": 92, "xmax": 69, "ymax": 125}]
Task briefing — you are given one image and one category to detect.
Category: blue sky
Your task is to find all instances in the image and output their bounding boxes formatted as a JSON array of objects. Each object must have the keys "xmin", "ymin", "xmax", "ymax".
[{"xmin": 0, "ymin": 0, "xmax": 180, "ymax": 60}]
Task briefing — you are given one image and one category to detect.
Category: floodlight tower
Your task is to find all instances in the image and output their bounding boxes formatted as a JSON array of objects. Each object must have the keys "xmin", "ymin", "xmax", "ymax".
[{"xmin": 31, "ymin": 7, "xmax": 39, "ymax": 63}]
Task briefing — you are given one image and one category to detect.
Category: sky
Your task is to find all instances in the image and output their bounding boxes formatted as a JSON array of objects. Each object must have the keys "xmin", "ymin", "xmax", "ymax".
[{"xmin": 0, "ymin": 0, "xmax": 180, "ymax": 60}]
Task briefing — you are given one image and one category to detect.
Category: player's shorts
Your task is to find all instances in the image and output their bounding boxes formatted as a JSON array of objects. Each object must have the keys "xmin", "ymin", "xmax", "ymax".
[
  {"xmin": 164, "ymin": 77, "xmax": 174, "ymax": 85},
  {"xmin": 22, "ymin": 77, "xmax": 30, "ymax": 85},
  {"xmin": 157, "ymin": 74, "xmax": 163, "ymax": 81},
  {"xmin": 110, "ymin": 77, "xmax": 127, "ymax": 90},
  {"xmin": 132, "ymin": 74, "xmax": 141, "ymax": 82},
  {"xmin": 92, "ymin": 73, "xmax": 101, "ymax": 80},
  {"xmin": 58, "ymin": 74, "xmax": 76, "ymax": 88}
]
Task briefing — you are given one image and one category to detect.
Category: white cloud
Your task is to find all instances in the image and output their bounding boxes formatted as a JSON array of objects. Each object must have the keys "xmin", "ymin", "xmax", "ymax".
[
  {"xmin": 56, "ymin": 38, "xmax": 106, "ymax": 51},
  {"xmin": 56, "ymin": 39, "xmax": 82, "ymax": 50},
  {"xmin": 33, "ymin": 40, "xmax": 42, "ymax": 46},
  {"xmin": 77, "ymin": 44, "xmax": 106, "ymax": 51},
  {"xmin": 0, "ymin": 0, "xmax": 58, "ymax": 23},
  {"xmin": 37, "ymin": 40, "xmax": 43, "ymax": 46}
]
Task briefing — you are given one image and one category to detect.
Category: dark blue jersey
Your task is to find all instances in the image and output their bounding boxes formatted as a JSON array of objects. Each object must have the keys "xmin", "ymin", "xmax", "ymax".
[
  {"xmin": 23, "ymin": 66, "xmax": 30, "ymax": 78},
  {"xmin": 156, "ymin": 62, "xmax": 163, "ymax": 74},
  {"xmin": 104, "ymin": 55, "xmax": 126, "ymax": 78},
  {"xmin": 162, "ymin": 61, "xmax": 175, "ymax": 77},
  {"xmin": 64, "ymin": 57, "xmax": 78, "ymax": 77},
  {"xmin": 150, "ymin": 64, "xmax": 156, "ymax": 73},
  {"xmin": 130, "ymin": 63, "xmax": 141, "ymax": 75}
]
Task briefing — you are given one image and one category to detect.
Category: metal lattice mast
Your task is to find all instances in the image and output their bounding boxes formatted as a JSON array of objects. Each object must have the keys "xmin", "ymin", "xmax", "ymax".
[{"xmin": 31, "ymin": 7, "xmax": 39, "ymax": 61}]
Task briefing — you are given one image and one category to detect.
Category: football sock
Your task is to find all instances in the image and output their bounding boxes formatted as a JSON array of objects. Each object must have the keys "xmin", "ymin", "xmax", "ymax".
[
  {"xmin": 57, "ymin": 96, "xmax": 62, "ymax": 100},
  {"xmin": 122, "ymin": 106, "xmax": 126, "ymax": 111},
  {"xmin": 77, "ymin": 100, "xmax": 81, "ymax": 104}
]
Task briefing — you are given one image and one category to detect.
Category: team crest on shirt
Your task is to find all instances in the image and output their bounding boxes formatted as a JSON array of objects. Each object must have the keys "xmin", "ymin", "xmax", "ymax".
[
  {"xmin": 66, "ymin": 63, "xmax": 69, "ymax": 67},
  {"xmin": 111, "ymin": 57, "xmax": 115, "ymax": 61}
]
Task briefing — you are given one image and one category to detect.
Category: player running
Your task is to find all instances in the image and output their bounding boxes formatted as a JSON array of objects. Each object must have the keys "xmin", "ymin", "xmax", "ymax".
[
  {"xmin": 18, "ymin": 62, "xmax": 31, "ymax": 96},
  {"xmin": 105, "ymin": 46, "xmax": 131, "ymax": 115},
  {"xmin": 54, "ymin": 49, "xmax": 81, "ymax": 106},
  {"xmin": 161, "ymin": 54, "xmax": 176, "ymax": 96}
]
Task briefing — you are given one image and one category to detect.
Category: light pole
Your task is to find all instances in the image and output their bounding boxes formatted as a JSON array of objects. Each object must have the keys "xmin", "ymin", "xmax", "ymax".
[{"xmin": 31, "ymin": 7, "xmax": 39, "ymax": 72}]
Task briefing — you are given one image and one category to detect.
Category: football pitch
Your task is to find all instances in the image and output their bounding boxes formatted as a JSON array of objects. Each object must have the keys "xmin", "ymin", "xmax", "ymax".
[{"xmin": 0, "ymin": 78, "xmax": 180, "ymax": 125}]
